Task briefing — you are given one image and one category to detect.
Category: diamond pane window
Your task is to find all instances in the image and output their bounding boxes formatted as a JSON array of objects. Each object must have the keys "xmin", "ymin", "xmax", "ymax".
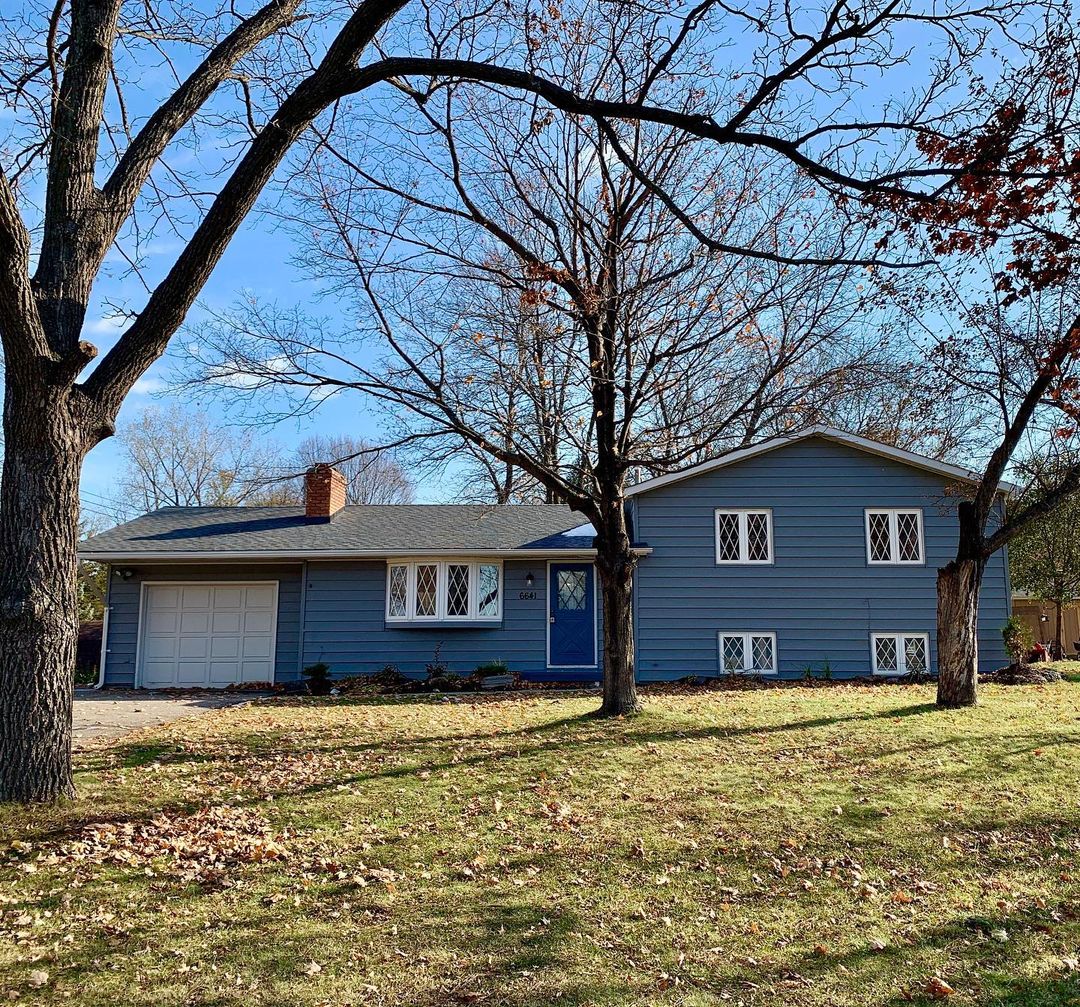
[
  {"xmin": 716, "ymin": 510, "xmax": 771, "ymax": 563},
  {"xmin": 874, "ymin": 635, "xmax": 899, "ymax": 673},
  {"xmin": 388, "ymin": 565, "xmax": 409, "ymax": 618},
  {"xmin": 746, "ymin": 512, "xmax": 771, "ymax": 562},
  {"xmin": 867, "ymin": 509, "xmax": 923, "ymax": 564},
  {"xmin": 897, "ymin": 511, "xmax": 922, "ymax": 562},
  {"xmin": 871, "ymin": 633, "xmax": 929, "ymax": 675},
  {"xmin": 386, "ymin": 561, "xmax": 502, "ymax": 621},
  {"xmin": 720, "ymin": 632, "xmax": 777, "ymax": 674},
  {"xmin": 446, "ymin": 563, "xmax": 470, "ymax": 617},
  {"xmin": 904, "ymin": 635, "xmax": 928, "ymax": 674},
  {"xmin": 415, "ymin": 564, "xmax": 438, "ymax": 617},
  {"xmin": 716, "ymin": 512, "xmax": 741, "ymax": 561},
  {"xmin": 751, "ymin": 634, "xmax": 775, "ymax": 673},
  {"xmin": 868, "ymin": 512, "xmax": 892, "ymax": 562},
  {"xmin": 558, "ymin": 570, "xmax": 587, "ymax": 610},
  {"xmin": 477, "ymin": 564, "xmax": 500, "ymax": 617},
  {"xmin": 721, "ymin": 635, "xmax": 746, "ymax": 673}
]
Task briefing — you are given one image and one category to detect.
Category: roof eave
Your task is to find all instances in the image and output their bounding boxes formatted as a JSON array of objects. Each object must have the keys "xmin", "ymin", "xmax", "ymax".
[{"xmin": 80, "ymin": 546, "xmax": 653, "ymax": 563}]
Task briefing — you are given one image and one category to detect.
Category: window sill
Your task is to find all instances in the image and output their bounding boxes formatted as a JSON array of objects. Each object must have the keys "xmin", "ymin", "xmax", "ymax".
[{"xmin": 385, "ymin": 620, "xmax": 503, "ymax": 630}]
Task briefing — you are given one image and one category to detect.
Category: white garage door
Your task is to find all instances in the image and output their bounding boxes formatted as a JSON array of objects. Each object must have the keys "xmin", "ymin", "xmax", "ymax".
[{"xmin": 138, "ymin": 582, "xmax": 278, "ymax": 688}]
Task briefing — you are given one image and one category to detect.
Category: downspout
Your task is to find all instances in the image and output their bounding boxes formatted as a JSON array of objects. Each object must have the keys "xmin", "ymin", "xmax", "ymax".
[{"xmin": 92, "ymin": 564, "xmax": 112, "ymax": 689}]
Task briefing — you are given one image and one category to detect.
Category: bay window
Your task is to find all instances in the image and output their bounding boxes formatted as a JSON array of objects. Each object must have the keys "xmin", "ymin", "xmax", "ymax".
[{"xmin": 385, "ymin": 560, "xmax": 503, "ymax": 622}]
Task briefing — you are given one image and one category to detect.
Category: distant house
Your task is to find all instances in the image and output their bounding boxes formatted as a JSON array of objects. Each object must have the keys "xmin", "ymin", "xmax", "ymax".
[{"xmin": 81, "ymin": 426, "xmax": 1011, "ymax": 688}]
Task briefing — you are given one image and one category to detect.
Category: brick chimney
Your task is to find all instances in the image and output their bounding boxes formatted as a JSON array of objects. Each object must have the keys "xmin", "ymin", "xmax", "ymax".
[{"xmin": 304, "ymin": 464, "xmax": 347, "ymax": 520}]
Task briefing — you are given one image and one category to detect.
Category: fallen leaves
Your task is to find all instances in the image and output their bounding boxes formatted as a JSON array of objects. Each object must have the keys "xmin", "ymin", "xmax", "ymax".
[
  {"xmin": 5, "ymin": 805, "xmax": 290, "ymax": 888},
  {"xmin": 924, "ymin": 976, "xmax": 956, "ymax": 999}
]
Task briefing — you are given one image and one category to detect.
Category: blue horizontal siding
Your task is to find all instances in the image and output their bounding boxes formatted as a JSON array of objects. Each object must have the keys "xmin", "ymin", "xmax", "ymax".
[
  {"xmin": 102, "ymin": 564, "xmax": 304, "ymax": 687},
  {"xmin": 631, "ymin": 436, "xmax": 1010, "ymax": 679},
  {"xmin": 301, "ymin": 559, "xmax": 602, "ymax": 680}
]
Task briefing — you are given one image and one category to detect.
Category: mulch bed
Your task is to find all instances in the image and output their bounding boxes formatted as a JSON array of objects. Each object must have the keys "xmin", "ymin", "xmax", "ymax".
[{"xmin": 979, "ymin": 663, "xmax": 1063, "ymax": 685}]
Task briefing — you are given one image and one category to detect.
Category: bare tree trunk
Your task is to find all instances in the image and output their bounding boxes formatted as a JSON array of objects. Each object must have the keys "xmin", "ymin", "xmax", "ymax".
[
  {"xmin": 1055, "ymin": 598, "xmax": 1064, "ymax": 660},
  {"xmin": 593, "ymin": 515, "xmax": 640, "ymax": 717},
  {"xmin": 936, "ymin": 557, "xmax": 985, "ymax": 708},
  {"xmin": 0, "ymin": 380, "xmax": 87, "ymax": 802}
]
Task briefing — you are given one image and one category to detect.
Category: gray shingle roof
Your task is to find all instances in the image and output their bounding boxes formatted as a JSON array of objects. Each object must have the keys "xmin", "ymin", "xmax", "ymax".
[{"xmin": 79, "ymin": 505, "xmax": 599, "ymax": 559}]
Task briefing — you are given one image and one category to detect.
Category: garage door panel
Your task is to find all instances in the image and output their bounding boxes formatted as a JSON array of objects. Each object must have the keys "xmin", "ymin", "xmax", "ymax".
[
  {"xmin": 139, "ymin": 582, "xmax": 277, "ymax": 688},
  {"xmin": 245, "ymin": 585, "xmax": 275, "ymax": 608},
  {"xmin": 209, "ymin": 661, "xmax": 242, "ymax": 684},
  {"xmin": 244, "ymin": 611, "xmax": 273, "ymax": 633},
  {"xmin": 143, "ymin": 662, "xmax": 177, "ymax": 688},
  {"xmin": 212, "ymin": 611, "xmax": 242, "ymax": 633},
  {"xmin": 176, "ymin": 662, "xmax": 210, "ymax": 686},
  {"xmin": 213, "ymin": 586, "xmax": 244, "ymax": 608},
  {"xmin": 241, "ymin": 661, "xmax": 272, "ymax": 683},
  {"xmin": 178, "ymin": 637, "xmax": 209, "ymax": 659},
  {"xmin": 146, "ymin": 609, "xmax": 178, "ymax": 634},
  {"xmin": 242, "ymin": 636, "xmax": 272, "ymax": 659},
  {"xmin": 181, "ymin": 586, "xmax": 213, "ymax": 608},
  {"xmin": 180, "ymin": 611, "xmax": 211, "ymax": 634},
  {"xmin": 149, "ymin": 586, "xmax": 180, "ymax": 608},
  {"xmin": 211, "ymin": 636, "xmax": 240, "ymax": 659},
  {"xmin": 144, "ymin": 636, "xmax": 177, "ymax": 660}
]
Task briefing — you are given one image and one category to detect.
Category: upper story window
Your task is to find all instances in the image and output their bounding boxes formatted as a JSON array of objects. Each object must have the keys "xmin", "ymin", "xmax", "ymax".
[
  {"xmin": 386, "ymin": 560, "xmax": 502, "ymax": 622},
  {"xmin": 865, "ymin": 509, "xmax": 923, "ymax": 565},
  {"xmin": 715, "ymin": 509, "xmax": 773, "ymax": 564}
]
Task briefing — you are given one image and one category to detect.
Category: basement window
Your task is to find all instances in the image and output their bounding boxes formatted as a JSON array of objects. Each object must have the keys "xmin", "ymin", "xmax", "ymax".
[
  {"xmin": 718, "ymin": 632, "xmax": 777, "ymax": 675},
  {"xmin": 871, "ymin": 633, "xmax": 929, "ymax": 676}
]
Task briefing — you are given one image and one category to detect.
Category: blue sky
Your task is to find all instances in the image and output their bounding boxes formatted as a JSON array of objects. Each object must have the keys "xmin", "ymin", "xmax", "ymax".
[{"xmin": 4, "ymin": 1, "xmax": 1036, "ymax": 523}]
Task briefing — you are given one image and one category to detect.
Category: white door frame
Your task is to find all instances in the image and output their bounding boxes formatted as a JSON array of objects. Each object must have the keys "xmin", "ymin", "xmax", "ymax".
[
  {"xmin": 134, "ymin": 580, "xmax": 280, "ymax": 688},
  {"xmin": 545, "ymin": 560, "xmax": 599, "ymax": 669}
]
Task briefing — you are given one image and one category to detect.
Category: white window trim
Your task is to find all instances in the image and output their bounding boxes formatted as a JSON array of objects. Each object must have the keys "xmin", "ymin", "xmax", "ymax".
[
  {"xmin": 865, "ymin": 508, "xmax": 924, "ymax": 566},
  {"xmin": 870, "ymin": 632, "xmax": 930, "ymax": 676},
  {"xmin": 717, "ymin": 631, "xmax": 778, "ymax": 675},
  {"xmin": 385, "ymin": 560, "xmax": 503, "ymax": 623},
  {"xmin": 714, "ymin": 508, "xmax": 774, "ymax": 565}
]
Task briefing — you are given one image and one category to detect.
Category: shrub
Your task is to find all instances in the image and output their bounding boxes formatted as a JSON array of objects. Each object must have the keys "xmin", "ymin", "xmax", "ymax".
[
  {"xmin": 1002, "ymin": 615, "xmax": 1034, "ymax": 665},
  {"xmin": 425, "ymin": 644, "xmax": 448, "ymax": 678},
  {"xmin": 370, "ymin": 664, "xmax": 410, "ymax": 688},
  {"xmin": 475, "ymin": 660, "xmax": 510, "ymax": 676},
  {"xmin": 303, "ymin": 662, "xmax": 332, "ymax": 695}
]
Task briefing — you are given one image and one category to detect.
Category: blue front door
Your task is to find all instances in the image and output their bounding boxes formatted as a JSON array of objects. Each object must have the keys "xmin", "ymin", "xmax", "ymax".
[{"xmin": 549, "ymin": 564, "xmax": 596, "ymax": 667}]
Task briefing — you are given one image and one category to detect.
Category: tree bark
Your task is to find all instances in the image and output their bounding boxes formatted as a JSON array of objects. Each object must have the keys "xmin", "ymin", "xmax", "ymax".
[
  {"xmin": 594, "ymin": 530, "xmax": 640, "ymax": 718},
  {"xmin": 1054, "ymin": 597, "xmax": 1064, "ymax": 660},
  {"xmin": 935, "ymin": 557, "xmax": 985, "ymax": 708},
  {"xmin": 0, "ymin": 379, "xmax": 88, "ymax": 803}
]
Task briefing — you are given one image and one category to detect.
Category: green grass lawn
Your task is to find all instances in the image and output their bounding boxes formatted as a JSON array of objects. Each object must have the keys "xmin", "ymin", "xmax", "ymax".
[{"xmin": 3, "ymin": 682, "xmax": 1080, "ymax": 1006}]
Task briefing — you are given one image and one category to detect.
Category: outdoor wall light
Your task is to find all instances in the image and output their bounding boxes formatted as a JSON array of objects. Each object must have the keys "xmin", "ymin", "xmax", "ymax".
[
  {"xmin": 525, "ymin": 572, "xmax": 535, "ymax": 587},
  {"xmin": 113, "ymin": 568, "xmax": 133, "ymax": 580},
  {"xmin": 1040, "ymin": 614, "xmax": 1050, "ymax": 623}
]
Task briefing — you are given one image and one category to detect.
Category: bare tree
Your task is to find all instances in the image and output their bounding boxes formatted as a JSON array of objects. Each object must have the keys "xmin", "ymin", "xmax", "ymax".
[
  {"xmin": 116, "ymin": 406, "xmax": 289, "ymax": 513},
  {"xmin": 0, "ymin": 0, "xmax": 1053, "ymax": 801},
  {"xmin": 294, "ymin": 433, "xmax": 414, "ymax": 504},
  {"xmin": 188, "ymin": 16, "xmax": 925, "ymax": 717}
]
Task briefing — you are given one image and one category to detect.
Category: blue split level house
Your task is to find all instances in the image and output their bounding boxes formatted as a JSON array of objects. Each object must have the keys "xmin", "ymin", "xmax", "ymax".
[{"xmin": 80, "ymin": 426, "xmax": 1012, "ymax": 688}]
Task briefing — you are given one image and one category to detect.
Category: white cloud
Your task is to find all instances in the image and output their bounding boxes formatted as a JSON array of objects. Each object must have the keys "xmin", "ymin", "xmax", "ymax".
[
  {"xmin": 131, "ymin": 376, "xmax": 167, "ymax": 395},
  {"xmin": 85, "ymin": 314, "xmax": 132, "ymax": 336}
]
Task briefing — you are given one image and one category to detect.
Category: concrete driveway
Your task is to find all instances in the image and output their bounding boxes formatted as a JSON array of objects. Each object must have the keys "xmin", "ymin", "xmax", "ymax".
[{"xmin": 73, "ymin": 689, "xmax": 263, "ymax": 747}]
